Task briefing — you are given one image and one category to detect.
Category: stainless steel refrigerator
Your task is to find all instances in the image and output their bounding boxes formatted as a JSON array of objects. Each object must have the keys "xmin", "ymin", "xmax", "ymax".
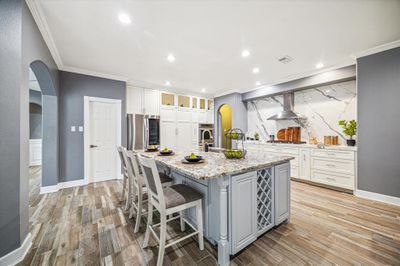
[{"xmin": 127, "ymin": 114, "xmax": 160, "ymax": 150}]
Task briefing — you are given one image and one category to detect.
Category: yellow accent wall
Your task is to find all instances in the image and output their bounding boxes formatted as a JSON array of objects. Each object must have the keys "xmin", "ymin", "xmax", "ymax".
[{"xmin": 219, "ymin": 104, "xmax": 232, "ymax": 149}]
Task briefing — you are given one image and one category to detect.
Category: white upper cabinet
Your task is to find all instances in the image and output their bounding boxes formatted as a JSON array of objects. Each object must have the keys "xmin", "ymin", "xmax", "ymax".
[
  {"xmin": 143, "ymin": 89, "xmax": 160, "ymax": 115},
  {"xmin": 126, "ymin": 86, "xmax": 144, "ymax": 114},
  {"xmin": 126, "ymin": 86, "xmax": 159, "ymax": 115}
]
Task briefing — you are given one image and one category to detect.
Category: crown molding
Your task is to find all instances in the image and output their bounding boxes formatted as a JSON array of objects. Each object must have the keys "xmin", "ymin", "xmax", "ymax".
[
  {"xmin": 26, "ymin": 0, "xmax": 63, "ymax": 68},
  {"xmin": 240, "ymin": 59, "xmax": 355, "ymax": 95},
  {"xmin": 213, "ymin": 89, "xmax": 242, "ymax": 98},
  {"xmin": 60, "ymin": 65, "xmax": 128, "ymax": 82},
  {"xmin": 351, "ymin": 39, "xmax": 400, "ymax": 59}
]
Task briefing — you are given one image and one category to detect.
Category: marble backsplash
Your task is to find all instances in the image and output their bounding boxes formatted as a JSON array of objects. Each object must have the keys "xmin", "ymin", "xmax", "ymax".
[{"xmin": 247, "ymin": 80, "xmax": 356, "ymax": 145}]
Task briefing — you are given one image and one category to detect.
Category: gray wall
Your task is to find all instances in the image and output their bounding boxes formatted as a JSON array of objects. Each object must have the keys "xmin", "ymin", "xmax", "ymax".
[
  {"xmin": 0, "ymin": 0, "xmax": 60, "ymax": 257},
  {"xmin": 29, "ymin": 90, "xmax": 42, "ymax": 139},
  {"xmin": 214, "ymin": 93, "xmax": 248, "ymax": 147},
  {"xmin": 59, "ymin": 71, "xmax": 126, "ymax": 182},
  {"xmin": 357, "ymin": 47, "xmax": 400, "ymax": 198}
]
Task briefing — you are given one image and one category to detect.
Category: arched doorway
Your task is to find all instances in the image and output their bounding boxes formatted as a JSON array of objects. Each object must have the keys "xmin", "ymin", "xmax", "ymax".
[
  {"xmin": 218, "ymin": 104, "xmax": 233, "ymax": 149},
  {"xmin": 28, "ymin": 60, "xmax": 58, "ymax": 200}
]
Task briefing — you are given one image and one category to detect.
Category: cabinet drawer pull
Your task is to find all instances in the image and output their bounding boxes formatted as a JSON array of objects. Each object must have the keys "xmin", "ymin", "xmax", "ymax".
[
  {"xmin": 326, "ymin": 177, "xmax": 336, "ymax": 181},
  {"xmin": 326, "ymin": 153, "xmax": 335, "ymax": 156},
  {"xmin": 326, "ymin": 164, "xmax": 336, "ymax": 167}
]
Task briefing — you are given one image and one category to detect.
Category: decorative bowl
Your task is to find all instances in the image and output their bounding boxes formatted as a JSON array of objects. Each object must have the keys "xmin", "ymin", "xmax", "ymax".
[
  {"xmin": 223, "ymin": 149, "xmax": 246, "ymax": 159},
  {"xmin": 184, "ymin": 155, "xmax": 203, "ymax": 162}
]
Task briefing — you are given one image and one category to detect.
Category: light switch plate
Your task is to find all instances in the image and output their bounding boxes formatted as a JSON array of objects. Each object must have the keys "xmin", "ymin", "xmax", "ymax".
[
  {"xmin": 71, "ymin": 126, "xmax": 76, "ymax": 132},
  {"xmin": 78, "ymin": 126, "xmax": 84, "ymax": 132}
]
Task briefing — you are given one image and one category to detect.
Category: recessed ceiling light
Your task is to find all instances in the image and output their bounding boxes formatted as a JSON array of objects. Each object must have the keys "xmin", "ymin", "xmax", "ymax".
[
  {"xmin": 255, "ymin": 81, "xmax": 261, "ymax": 86},
  {"xmin": 316, "ymin": 62, "xmax": 324, "ymax": 69},
  {"xmin": 252, "ymin": 67, "xmax": 260, "ymax": 74},
  {"xmin": 201, "ymin": 88, "xmax": 206, "ymax": 93},
  {"xmin": 241, "ymin": 50, "xmax": 250, "ymax": 58},
  {"xmin": 165, "ymin": 81, "xmax": 171, "ymax": 86},
  {"xmin": 118, "ymin": 13, "xmax": 131, "ymax": 24},
  {"xmin": 167, "ymin": 54, "xmax": 176, "ymax": 62}
]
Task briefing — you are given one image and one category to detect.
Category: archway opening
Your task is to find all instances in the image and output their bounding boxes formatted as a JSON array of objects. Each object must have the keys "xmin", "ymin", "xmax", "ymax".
[
  {"xmin": 218, "ymin": 104, "xmax": 233, "ymax": 149},
  {"xmin": 28, "ymin": 68, "xmax": 42, "ymax": 205},
  {"xmin": 28, "ymin": 60, "xmax": 58, "ymax": 223}
]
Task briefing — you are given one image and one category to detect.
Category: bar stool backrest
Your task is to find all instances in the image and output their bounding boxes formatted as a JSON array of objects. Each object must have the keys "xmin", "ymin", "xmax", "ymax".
[
  {"xmin": 117, "ymin": 146, "xmax": 127, "ymax": 172},
  {"xmin": 137, "ymin": 154, "xmax": 165, "ymax": 207},
  {"xmin": 125, "ymin": 150, "xmax": 145, "ymax": 189}
]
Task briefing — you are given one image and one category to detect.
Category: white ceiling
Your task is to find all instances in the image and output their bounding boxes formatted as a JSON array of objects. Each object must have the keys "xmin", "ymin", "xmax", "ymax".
[{"xmin": 31, "ymin": 0, "xmax": 400, "ymax": 96}]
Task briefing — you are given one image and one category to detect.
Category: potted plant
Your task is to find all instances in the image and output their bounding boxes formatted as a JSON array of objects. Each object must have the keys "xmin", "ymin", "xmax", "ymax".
[
  {"xmin": 338, "ymin": 119, "xmax": 357, "ymax": 146},
  {"xmin": 254, "ymin": 132, "xmax": 260, "ymax": 141}
]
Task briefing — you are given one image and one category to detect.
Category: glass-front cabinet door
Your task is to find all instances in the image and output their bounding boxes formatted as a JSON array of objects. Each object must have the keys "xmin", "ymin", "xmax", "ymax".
[
  {"xmin": 199, "ymin": 98, "xmax": 206, "ymax": 110},
  {"xmin": 161, "ymin": 92, "xmax": 175, "ymax": 107},
  {"xmin": 178, "ymin": 95, "xmax": 190, "ymax": 108},
  {"xmin": 191, "ymin": 97, "xmax": 198, "ymax": 109}
]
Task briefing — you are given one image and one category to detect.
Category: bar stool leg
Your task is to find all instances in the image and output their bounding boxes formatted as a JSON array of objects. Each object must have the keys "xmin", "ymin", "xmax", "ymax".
[
  {"xmin": 134, "ymin": 190, "xmax": 143, "ymax": 233},
  {"xmin": 124, "ymin": 176, "xmax": 130, "ymax": 211},
  {"xmin": 143, "ymin": 200, "xmax": 153, "ymax": 248},
  {"xmin": 129, "ymin": 185, "xmax": 137, "ymax": 219},
  {"xmin": 121, "ymin": 175, "xmax": 126, "ymax": 200},
  {"xmin": 196, "ymin": 200, "xmax": 204, "ymax": 250},
  {"xmin": 179, "ymin": 211, "xmax": 185, "ymax": 232},
  {"xmin": 157, "ymin": 214, "xmax": 167, "ymax": 266}
]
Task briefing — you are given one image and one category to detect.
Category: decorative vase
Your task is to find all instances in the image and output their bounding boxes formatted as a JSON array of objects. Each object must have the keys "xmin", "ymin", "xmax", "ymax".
[{"xmin": 346, "ymin": 139, "xmax": 356, "ymax": 146}]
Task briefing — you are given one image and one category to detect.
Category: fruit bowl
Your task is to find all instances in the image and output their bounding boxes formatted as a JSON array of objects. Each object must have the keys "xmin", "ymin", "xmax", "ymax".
[
  {"xmin": 159, "ymin": 149, "xmax": 173, "ymax": 155},
  {"xmin": 146, "ymin": 146, "xmax": 159, "ymax": 152},
  {"xmin": 223, "ymin": 149, "xmax": 246, "ymax": 159},
  {"xmin": 184, "ymin": 155, "xmax": 203, "ymax": 162}
]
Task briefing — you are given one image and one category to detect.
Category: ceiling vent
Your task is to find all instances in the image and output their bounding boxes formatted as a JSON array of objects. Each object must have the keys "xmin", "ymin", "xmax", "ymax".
[{"xmin": 278, "ymin": 55, "xmax": 293, "ymax": 64}]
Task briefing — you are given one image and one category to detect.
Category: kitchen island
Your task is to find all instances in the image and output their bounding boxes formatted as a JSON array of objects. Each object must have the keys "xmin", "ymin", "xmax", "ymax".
[{"xmin": 139, "ymin": 150, "xmax": 294, "ymax": 266}]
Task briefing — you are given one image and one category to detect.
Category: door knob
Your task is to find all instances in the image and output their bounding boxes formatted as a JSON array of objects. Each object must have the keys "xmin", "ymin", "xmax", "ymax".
[{"xmin": 90, "ymin": 145, "xmax": 98, "ymax": 148}]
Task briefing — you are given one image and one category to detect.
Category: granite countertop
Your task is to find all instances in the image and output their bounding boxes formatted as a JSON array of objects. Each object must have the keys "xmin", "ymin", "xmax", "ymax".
[
  {"xmin": 138, "ymin": 150, "xmax": 294, "ymax": 181},
  {"xmin": 244, "ymin": 141, "xmax": 357, "ymax": 151}
]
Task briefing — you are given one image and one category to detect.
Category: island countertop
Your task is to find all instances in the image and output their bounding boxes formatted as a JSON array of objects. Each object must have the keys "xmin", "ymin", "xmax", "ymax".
[{"xmin": 137, "ymin": 150, "xmax": 294, "ymax": 180}]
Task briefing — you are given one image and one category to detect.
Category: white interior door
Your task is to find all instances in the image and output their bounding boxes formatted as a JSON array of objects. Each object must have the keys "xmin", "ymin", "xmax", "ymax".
[{"xmin": 89, "ymin": 101, "xmax": 118, "ymax": 182}]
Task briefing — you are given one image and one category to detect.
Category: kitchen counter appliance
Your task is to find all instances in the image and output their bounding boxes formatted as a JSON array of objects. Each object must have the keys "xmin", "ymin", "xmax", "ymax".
[{"xmin": 127, "ymin": 114, "xmax": 160, "ymax": 150}]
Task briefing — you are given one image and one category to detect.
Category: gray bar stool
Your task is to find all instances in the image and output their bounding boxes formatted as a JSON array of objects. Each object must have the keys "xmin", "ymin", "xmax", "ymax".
[
  {"xmin": 123, "ymin": 149, "xmax": 172, "ymax": 232},
  {"xmin": 116, "ymin": 146, "xmax": 129, "ymax": 211},
  {"xmin": 137, "ymin": 154, "xmax": 204, "ymax": 266}
]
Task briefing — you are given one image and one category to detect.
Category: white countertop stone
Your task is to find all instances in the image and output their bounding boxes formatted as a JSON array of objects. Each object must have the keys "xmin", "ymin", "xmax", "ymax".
[
  {"xmin": 138, "ymin": 150, "xmax": 294, "ymax": 180},
  {"xmin": 244, "ymin": 141, "xmax": 357, "ymax": 151}
]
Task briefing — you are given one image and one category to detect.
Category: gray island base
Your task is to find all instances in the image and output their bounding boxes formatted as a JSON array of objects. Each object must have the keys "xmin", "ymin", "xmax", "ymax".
[{"xmin": 139, "ymin": 150, "xmax": 294, "ymax": 266}]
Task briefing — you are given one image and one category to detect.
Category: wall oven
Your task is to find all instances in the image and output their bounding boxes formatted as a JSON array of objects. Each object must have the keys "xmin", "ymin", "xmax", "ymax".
[
  {"xmin": 199, "ymin": 124, "xmax": 214, "ymax": 146},
  {"xmin": 127, "ymin": 114, "xmax": 160, "ymax": 150}
]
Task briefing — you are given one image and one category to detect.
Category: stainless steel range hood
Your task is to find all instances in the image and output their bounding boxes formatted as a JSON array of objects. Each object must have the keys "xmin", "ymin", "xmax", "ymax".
[{"xmin": 267, "ymin": 92, "xmax": 306, "ymax": 120}]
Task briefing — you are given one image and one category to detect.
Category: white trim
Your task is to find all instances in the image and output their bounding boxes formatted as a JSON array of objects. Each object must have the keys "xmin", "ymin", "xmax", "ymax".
[
  {"xmin": 84, "ymin": 96, "xmax": 122, "ymax": 185},
  {"xmin": 40, "ymin": 179, "xmax": 88, "ymax": 194},
  {"xmin": 238, "ymin": 59, "xmax": 355, "ymax": 95},
  {"xmin": 355, "ymin": 190, "xmax": 400, "ymax": 206},
  {"xmin": 0, "ymin": 233, "xmax": 32, "ymax": 266},
  {"xmin": 26, "ymin": 0, "xmax": 63, "ymax": 68},
  {"xmin": 352, "ymin": 39, "xmax": 400, "ymax": 59},
  {"xmin": 60, "ymin": 66, "xmax": 128, "ymax": 82}
]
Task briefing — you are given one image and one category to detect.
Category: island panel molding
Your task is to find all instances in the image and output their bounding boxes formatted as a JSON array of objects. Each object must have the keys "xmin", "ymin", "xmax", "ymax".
[{"xmin": 247, "ymin": 80, "xmax": 356, "ymax": 144}]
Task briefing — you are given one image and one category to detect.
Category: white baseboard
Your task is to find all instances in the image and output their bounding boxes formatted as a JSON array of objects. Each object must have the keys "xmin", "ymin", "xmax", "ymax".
[
  {"xmin": 40, "ymin": 179, "xmax": 87, "ymax": 194},
  {"xmin": 0, "ymin": 233, "xmax": 32, "ymax": 266},
  {"xmin": 355, "ymin": 189, "xmax": 400, "ymax": 206}
]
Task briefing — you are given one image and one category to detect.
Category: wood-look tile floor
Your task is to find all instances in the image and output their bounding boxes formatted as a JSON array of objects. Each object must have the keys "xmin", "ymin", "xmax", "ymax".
[{"xmin": 20, "ymin": 176, "xmax": 400, "ymax": 265}]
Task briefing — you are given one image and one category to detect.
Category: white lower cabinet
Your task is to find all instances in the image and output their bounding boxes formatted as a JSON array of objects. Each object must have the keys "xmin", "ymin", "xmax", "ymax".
[
  {"xmin": 230, "ymin": 171, "xmax": 257, "ymax": 254},
  {"xmin": 245, "ymin": 143, "xmax": 356, "ymax": 190},
  {"xmin": 230, "ymin": 163, "xmax": 290, "ymax": 255},
  {"xmin": 274, "ymin": 162, "xmax": 291, "ymax": 225},
  {"xmin": 299, "ymin": 148, "xmax": 311, "ymax": 180},
  {"xmin": 176, "ymin": 121, "xmax": 192, "ymax": 151},
  {"xmin": 160, "ymin": 120, "xmax": 177, "ymax": 149}
]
